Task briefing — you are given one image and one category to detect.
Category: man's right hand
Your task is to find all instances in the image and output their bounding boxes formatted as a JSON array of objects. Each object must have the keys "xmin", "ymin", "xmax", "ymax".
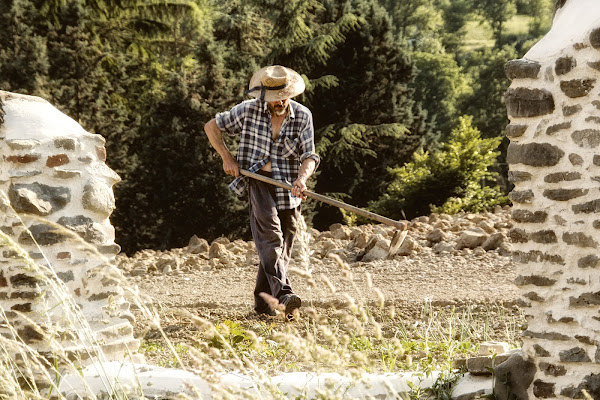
[{"xmin": 223, "ymin": 156, "xmax": 240, "ymax": 177}]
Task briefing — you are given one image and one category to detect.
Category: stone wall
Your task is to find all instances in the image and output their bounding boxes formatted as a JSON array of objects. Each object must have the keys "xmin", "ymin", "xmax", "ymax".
[
  {"xmin": 505, "ymin": 1, "xmax": 600, "ymax": 397},
  {"xmin": 0, "ymin": 91, "xmax": 139, "ymax": 369}
]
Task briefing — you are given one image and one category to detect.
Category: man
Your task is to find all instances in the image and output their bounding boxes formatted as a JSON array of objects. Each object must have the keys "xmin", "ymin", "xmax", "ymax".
[{"xmin": 204, "ymin": 65, "xmax": 320, "ymax": 319}]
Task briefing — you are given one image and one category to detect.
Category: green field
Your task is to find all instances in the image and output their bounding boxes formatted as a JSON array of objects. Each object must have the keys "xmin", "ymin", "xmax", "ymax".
[{"xmin": 463, "ymin": 14, "xmax": 532, "ymax": 51}]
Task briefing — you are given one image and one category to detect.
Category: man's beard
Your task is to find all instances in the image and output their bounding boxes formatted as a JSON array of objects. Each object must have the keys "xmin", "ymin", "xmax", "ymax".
[{"xmin": 268, "ymin": 104, "xmax": 287, "ymax": 116}]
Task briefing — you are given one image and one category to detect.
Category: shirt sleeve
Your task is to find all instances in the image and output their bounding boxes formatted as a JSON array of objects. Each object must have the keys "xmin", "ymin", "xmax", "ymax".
[
  {"xmin": 215, "ymin": 102, "xmax": 246, "ymax": 136},
  {"xmin": 298, "ymin": 110, "xmax": 321, "ymax": 169}
]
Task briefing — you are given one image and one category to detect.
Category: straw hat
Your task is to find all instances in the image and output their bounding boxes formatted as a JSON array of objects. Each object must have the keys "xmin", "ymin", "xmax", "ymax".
[{"xmin": 245, "ymin": 65, "xmax": 305, "ymax": 102}]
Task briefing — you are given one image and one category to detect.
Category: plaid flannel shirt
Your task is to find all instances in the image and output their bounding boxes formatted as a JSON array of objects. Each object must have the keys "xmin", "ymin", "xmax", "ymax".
[{"xmin": 216, "ymin": 99, "xmax": 320, "ymax": 210}]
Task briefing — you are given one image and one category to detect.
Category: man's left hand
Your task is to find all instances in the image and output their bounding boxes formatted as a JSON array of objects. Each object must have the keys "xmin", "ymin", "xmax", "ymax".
[{"xmin": 292, "ymin": 175, "xmax": 308, "ymax": 200}]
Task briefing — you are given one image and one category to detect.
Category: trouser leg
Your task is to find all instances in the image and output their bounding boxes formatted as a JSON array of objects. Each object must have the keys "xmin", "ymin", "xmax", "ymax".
[{"xmin": 249, "ymin": 177, "xmax": 299, "ymax": 313}]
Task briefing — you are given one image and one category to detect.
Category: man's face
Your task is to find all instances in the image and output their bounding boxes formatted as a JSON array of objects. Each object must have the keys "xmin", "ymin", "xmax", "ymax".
[{"xmin": 267, "ymin": 98, "xmax": 289, "ymax": 116}]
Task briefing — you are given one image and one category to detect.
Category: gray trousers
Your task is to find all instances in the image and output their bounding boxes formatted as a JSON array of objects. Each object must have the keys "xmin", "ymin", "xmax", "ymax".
[{"xmin": 248, "ymin": 171, "xmax": 300, "ymax": 314}]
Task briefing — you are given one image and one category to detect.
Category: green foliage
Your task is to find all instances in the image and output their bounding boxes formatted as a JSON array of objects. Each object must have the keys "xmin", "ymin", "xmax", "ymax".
[
  {"xmin": 0, "ymin": 0, "xmax": 554, "ymax": 250},
  {"xmin": 371, "ymin": 116, "xmax": 507, "ymax": 220}
]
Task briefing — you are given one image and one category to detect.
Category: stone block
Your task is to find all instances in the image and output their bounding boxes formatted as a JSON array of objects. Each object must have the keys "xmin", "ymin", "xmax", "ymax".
[
  {"xmin": 512, "ymin": 209, "xmax": 548, "ymax": 223},
  {"xmin": 509, "ymin": 228, "xmax": 528, "ymax": 243},
  {"xmin": 509, "ymin": 190, "xmax": 534, "ymax": 204},
  {"xmin": 546, "ymin": 121, "xmax": 571, "ymax": 135},
  {"xmin": 507, "ymin": 142, "xmax": 564, "ymax": 166},
  {"xmin": 505, "ymin": 59, "xmax": 541, "ymax": 80},
  {"xmin": 529, "ymin": 230, "xmax": 558, "ymax": 243},
  {"xmin": 534, "ymin": 380, "xmax": 555, "ymax": 398},
  {"xmin": 9, "ymin": 183, "xmax": 70, "ymax": 216},
  {"xmin": 555, "ymin": 56, "xmax": 576, "ymax": 75},
  {"xmin": 573, "ymin": 199, "xmax": 600, "ymax": 214},
  {"xmin": 505, "ymin": 124, "xmax": 527, "ymax": 138},
  {"xmin": 560, "ymin": 373, "xmax": 600, "ymax": 399},
  {"xmin": 505, "ymin": 87, "xmax": 555, "ymax": 117},
  {"xmin": 508, "ymin": 171, "xmax": 532, "ymax": 182},
  {"xmin": 572, "ymin": 129, "xmax": 600, "ymax": 148},
  {"xmin": 18, "ymin": 223, "xmax": 71, "ymax": 246},
  {"xmin": 561, "ymin": 79, "xmax": 596, "ymax": 98},
  {"xmin": 513, "ymin": 250, "xmax": 564, "ymax": 264},
  {"xmin": 570, "ymin": 153, "xmax": 584, "ymax": 165},
  {"xmin": 591, "ymin": 27, "xmax": 600, "ymax": 48},
  {"xmin": 6, "ymin": 154, "xmax": 40, "ymax": 163},
  {"xmin": 543, "ymin": 188, "xmax": 588, "ymax": 201},
  {"xmin": 579, "ymin": 255, "xmax": 600, "ymax": 269},
  {"xmin": 515, "ymin": 275, "xmax": 557, "ymax": 287},
  {"xmin": 82, "ymin": 179, "xmax": 115, "ymax": 218},
  {"xmin": 54, "ymin": 137, "xmax": 76, "ymax": 150},
  {"xmin": 570, "ymin": 293, "xmax": 600, "ymax": 308},
  {"xmin": 563, "ymin": 231, "xmax": 597, "ymax": 248},
  {"xmin": 563, "ymin": 104, "xmax": 582, "ymax": 116},
  {"xmin": 534, "ymin": 344, "xmax": 551, "ymax": 357},
  {"xmin": 46, "ymin": 154, "xmax": 69, "ymax": 167},
  {"xmin": 559, "ymin": 347, "xmax": 591, "ymax": 362},
  {"xmin": 544, "ymin": 171, "xmax": 581, "ymax": 182},
  {"xmin": 493, "ymin": 351, "xmax": 535, "ymax": 400},
  {"xmin": 522, "ymin": 330, "xmax": 570, "ymax": 341}
]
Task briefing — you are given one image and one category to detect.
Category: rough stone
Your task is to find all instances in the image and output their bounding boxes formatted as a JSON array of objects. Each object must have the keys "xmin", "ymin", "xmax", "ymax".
[
  {"xmin": 481, "ymin": 233, "xmax": 504, "ymax": 251},
  {"xmin": 522, "ymin": 330, "xmax": 570, "ymax": 341},
  {"xmin": 505, "ymin": 59, "xmax": 541, "ymax": 80},
  {"xmin": 588, "ymin": 61, "xmax": 600, "ymax": 72},
  {"xmin": 329, "ymin": 224, "xmax": 351, "ymax": 240},
  {"xmin": 395, "ymin": 236, "xmax": 415, "ymax": 256},
  {"xmin": 586, "ymin": 116, "xmax": 600, "ymax": 124},
  {"xmin": 456, "ymin": 228, "xmax": 487, "ymax": 249},
  {"xmin": 569, "ymin": 153, "xmax": 584, "ymax": 166},
  {"xmin": 5, "ymin": 139, "xmax": 38, "ymax": 150},
  {"xmin": 546, "ymin": 121, "xmax": 571, "ymax": 135},
  {"xmin": 560, "ymin": 79, "xmax": 596, "ymax": 98},
  {"xmin": 591, "ymin": 27, "xmax": 600, "ymax": 49},
  {"xmin": 505, "ymin": 124, "xmax": 527, "ymax": 138},
  {"xmin": 360, "ymin": 234, "xmax": 390, "ymax": 262},
  {"xmin": 555, "ymin": 56, "xmax": 576, "ymax": 75},
  {"xmin": 506, "ymin": 142, "xmax": 564, "ymax": 166},
  {"xmin": 563, "ymin": 231, "xmax": 598, "ymax": 248},
  {"xmin": 513, "ymin": 250, "xmax": 564, "ymax": 265},
  {"xmin": 509, "ymin": 228, "xmax": 529, "ymax": 243},
  {"xmin": 560, "ymin": 373, "xmax": 600, "ymax": 399},
  {"xmin": 524, "ymin": 291, "xmax": 544, "ymax": 302},
  {"xmin": 573, "ymin": 199, "xmax": 600, "ymax": 214},
  {"xmin": 543, "ymin": 188, "xmax": 588, "ymax": 201},
  {"xmin": 533, "ymin": 380, "xmax": 555, "ymax": 398},
  {"xmin": 9, "ymin": 183, "xmax": 70, "ymax": 216},
  {"xmin": 511, "ymin": 209, "xmax": 547, "ymax": 223},
  {"xmin": 208, "ymin": 242, "xmax": 229, "ymax": 259},
  {"xmin": 6, "ymin": 154, "xmax": 40, "ymax": 164},
  {"xmin": 57, "ymin": 216, "xmax": 108, "ymax": 244},
  {"xmin": 559, "ymin": 347, "xmax": 591, "ymax": 362},
  {"xmin": 425, "ymin": 229, "xmax": 445, "ymax": 243},
  {"xmin": 187, "ymin": 235, "xmax": 209, "ymax": 254},
  {"xmin": 509, "ymin": 190, "xmax": 534, "ymax": 204},
  {"xmin": 493, "ymin": 351, "xmax": 535, "ymax": 400},
  {"xmin": 82, "ymin": 179, "xmax": 116, "ymax": 218},
  {"xmin": 544, "ymin": 171, "xmax": 581, "ymax": 182},
  {"xmin": 505, "ymin": 87, "xmax": 555, "ymax": 117},
  {"xmin": 46, "ymin": 154, "xmax": 69, "ymax": 167},
  {"xmin": 18, "ymin": 224, "xmax": 70, "ymax": 246},
  {"xmin": 529, "ymin": 230, "xmax": 558, "ymax": 244},
  {"xmin": 533, "ymin": 344, "xmax": 551, "ymax": 357},
  {"xmin": 570, "ymin": 292, "xmax": 600, "ymax": 307},
  {"xmin": 507, "ymin": 171, "xmax": 532, "ymax": 182},
  {"xmin": 563, "ymin": 104, "xmax": 582, "ymax": 116},
  {"xmin": 54, "ymin": 138, "xmax": 76, "ymax": 150},
  {"xmin": 515, "ymin": 275, "xmax": 557, "ymax": 287},
  {"xmin": 572, "ymin": 129, "xmax": 600, "ymax": 148}
]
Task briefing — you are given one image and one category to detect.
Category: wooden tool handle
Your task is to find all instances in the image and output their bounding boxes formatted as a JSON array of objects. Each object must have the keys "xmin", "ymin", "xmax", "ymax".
[{"xmin": 240, "ymin": 169, "xmax": 408, "ymax": 231}]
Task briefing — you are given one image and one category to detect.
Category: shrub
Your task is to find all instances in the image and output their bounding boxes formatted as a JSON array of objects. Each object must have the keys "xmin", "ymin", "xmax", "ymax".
[{"xmin": 370, "ymin": 115, "xmax": 508, "ymax": 219}]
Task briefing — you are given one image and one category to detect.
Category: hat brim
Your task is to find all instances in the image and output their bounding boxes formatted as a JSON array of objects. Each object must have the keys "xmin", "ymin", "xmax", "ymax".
[{"xmin": 247, "ymin": 66, "xmax": 306, "ymax": 102}]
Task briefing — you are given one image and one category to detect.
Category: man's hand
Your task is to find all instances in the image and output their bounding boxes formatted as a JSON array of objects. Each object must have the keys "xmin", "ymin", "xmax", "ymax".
[
  {"xmin": 223, "ymin": 154, "xmax": 240, "ymax": 177},
  {"xmin": 292, "ymin": 175, "xmax": 308, "ymax": 200}
]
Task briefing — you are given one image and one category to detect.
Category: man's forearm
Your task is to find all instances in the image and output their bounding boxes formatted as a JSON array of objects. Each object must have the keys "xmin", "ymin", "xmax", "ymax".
[
  {"xmin": 297, "ymin": 158, "xmax": 316, "ymax": 180},
  {"xmin": 204, "ymin": 119, "xmax": 235, "ymax": 162}
]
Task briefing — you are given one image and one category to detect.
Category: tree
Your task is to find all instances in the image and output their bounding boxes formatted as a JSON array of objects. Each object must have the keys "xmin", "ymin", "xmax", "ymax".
[
  {"xmin": 370, "ymin": 116, "xmax": 507, "ymax": 220},
  {"xmin": 0, "ymin": 0, "xmax": 50, "ymax": 95},
  {"xmin": 473, "ymin": 0, "xmax": 517, "ymax": 45}
]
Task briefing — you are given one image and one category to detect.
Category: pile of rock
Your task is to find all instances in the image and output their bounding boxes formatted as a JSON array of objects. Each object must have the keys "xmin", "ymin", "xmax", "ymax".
[{"xmin": 116, "ymin": 206, "xmax": 513, "ymax": 276}]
